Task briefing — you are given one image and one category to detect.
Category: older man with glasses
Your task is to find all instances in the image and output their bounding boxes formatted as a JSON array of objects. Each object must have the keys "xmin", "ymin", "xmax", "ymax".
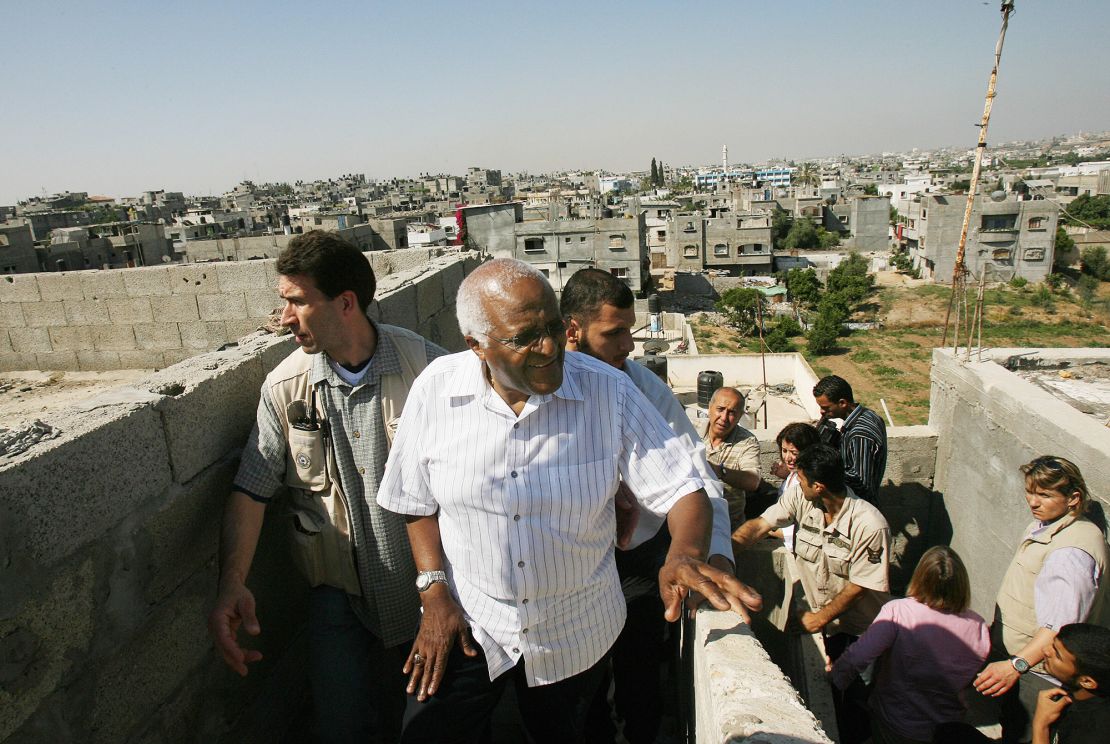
[{"xmin": 377, "ymin": 258, "xmax": 762, "ymax": 743}]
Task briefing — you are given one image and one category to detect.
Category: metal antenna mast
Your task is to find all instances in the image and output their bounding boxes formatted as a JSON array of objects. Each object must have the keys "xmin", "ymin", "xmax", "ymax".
[{"xmin": 941, "ymin": 1, "xmax": 1016, "ymax": 349}]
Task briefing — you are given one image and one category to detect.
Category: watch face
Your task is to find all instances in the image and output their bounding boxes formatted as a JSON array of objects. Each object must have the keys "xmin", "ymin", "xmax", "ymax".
[
  {"xmin": 1013, "ymin": 657, "xmax": 1030, "ymax": 673},
  {"xmin": 416, "ymin": 574, "xmax": 430, "ymax": 591}
]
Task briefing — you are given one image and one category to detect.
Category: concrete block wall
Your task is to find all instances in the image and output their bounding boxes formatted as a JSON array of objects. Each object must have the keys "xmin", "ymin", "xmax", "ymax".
[
  {"xmin": 929, "ymin": 348, "xmax": 1110, "ymax": 620},
  {"xmin": 0, "ymin": 245, "xmax": 463, "ymax": 373},
  {"xmin": 0, "ymin": 253, "xmax": 482, "ymax": 743},
  {"xmin": 693, "ymin": 606, "xmax": 834, "ymax": 744}
]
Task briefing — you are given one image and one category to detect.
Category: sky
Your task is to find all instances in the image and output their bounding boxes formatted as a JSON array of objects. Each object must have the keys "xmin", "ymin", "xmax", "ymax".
[{"xmin": 1, "ymin": 0, "xmax": 1108, "ymax": 204}]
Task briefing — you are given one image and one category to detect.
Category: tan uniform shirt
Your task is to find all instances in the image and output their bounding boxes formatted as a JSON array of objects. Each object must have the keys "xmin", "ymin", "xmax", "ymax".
[
  {"xmin": 761, "ymin": 482, "xmax": 891, "ymax": 636},
  {"xmin": 697, "ymin": 421, "xmax": 761, "ymax": 530}
]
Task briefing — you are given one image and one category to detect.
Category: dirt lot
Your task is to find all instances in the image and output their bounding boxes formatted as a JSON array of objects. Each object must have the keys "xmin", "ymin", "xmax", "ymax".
[{"xmin": 690, "ymin": 274, "xmax": 1110, "ymax": 425}]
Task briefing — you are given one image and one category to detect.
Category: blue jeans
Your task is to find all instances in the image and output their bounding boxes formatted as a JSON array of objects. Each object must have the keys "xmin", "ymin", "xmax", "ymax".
[{"xmin": 308, "ymin": 585, "xmax": 408, "ymax": 744}]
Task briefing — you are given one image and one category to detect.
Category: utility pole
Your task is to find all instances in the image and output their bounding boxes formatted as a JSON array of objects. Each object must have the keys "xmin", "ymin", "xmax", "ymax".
[{"xmin": 942, "ymin": 1, "xmax": 1016, "ymax": 349}]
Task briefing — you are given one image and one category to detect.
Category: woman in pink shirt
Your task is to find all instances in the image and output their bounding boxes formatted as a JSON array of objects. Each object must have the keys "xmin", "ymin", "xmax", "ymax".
[{"xmin": 831, "ymin": 546, "xmax": 991, "ymax": 744}]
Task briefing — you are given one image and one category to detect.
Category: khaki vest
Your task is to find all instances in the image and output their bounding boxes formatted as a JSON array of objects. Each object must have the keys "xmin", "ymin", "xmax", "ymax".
[
  {"xmin": 266, "ymin": 324, "xmax": 429, "ymax": 594},
  {"xmin": 995, "ymin": 515, "xmax": 1110, "ymax": 660}
]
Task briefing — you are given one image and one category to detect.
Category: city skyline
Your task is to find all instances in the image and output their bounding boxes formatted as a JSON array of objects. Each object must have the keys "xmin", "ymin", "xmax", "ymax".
[{"xmin": 2, "ymin": 1, "xmax": 1109, "ymax": 204}]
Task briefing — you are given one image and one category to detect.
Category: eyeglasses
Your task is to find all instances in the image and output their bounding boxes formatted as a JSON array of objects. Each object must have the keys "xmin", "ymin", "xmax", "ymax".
[{"xmin": 483, "ymin": 319, "xmax": 566, "ymax": 353}]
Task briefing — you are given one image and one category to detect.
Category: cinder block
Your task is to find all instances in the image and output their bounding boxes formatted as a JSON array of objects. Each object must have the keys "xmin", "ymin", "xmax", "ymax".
[
  {"xmin": 77, "ymin": 350, "xmax": 122, "ymax": 371},
  {"xmin": 36, "ymin": 273, "xmax": 84, "ymax": 302},
  {"xmin": 436, "ymin": 308, "xmax": 465, "ymax": 352},
  {"xmin": 168, "ymin": 265, "xmax": 221, "ymax": 295},
  {"xmin": 0, "ymin": 302, "xmax": 26, "ymax": 328},
  {"xmin": 21, "ymin": 301, "xmax": 66, "ymax": 328},
  {"xmin": 259, "ymin": 335, "xmax": 297, "ymax": 374},
  {"xmin": 93, "ymin": 325, "xmax": 137, "ymax": 352},
  {"xmin": 378, "ymin": 281, "xmax": 417, "ymax": 329},
  {"xmin": 35, "ymin": 351, "xmax": 80, "ymax": 371},
  {"xmin": 161, "ymin": 349, "xmax": 196, "ymax": 368},
  {"xmin": 49, "ymin": 326, "xmax": 94, "ymax": 352},
  {"xmin": 143, "ymin": 459, "xmax": 237, "ymax": 604},
  {"xmin": 147, "ymin": 352, "xmax": 265, "ymax": 483},
  {"xmin": 0, "ymin": 557, "xmax": 98, "ymax": 739},
  {"xmin": 150, "ymin": 294, "xmax": 200, "ymax": 324},
  {"xmin": 178, "ymin": 321, "xmax": 228, "ymax": 351},
  {"xmin": 438, "ymin": 259, "xmax": 465, "ymax": 306},
  {"xmin": 0, "ymin": 404, "xmax": 172, "ymax": 565},
  {"xmin": 197, "ymin": 293, "xmax": 247, "ymax": 322},
  {"xmin": 418, "ymin": 317, "xmax": 441, "ymax": 347},
  {"xmin": 121, "ymin": 266, "xmax": 172, "ymax": 297},
  {"xmin": 87, "ymin": 580, "xmax": 213, "ymax": 744},
  {"xmin": 9, "ymin": 327, "xmax": 52, "ymax": 353},
  {"xmin": 133, "ymin": 323, "xmax": 182, "ymax": 351},
  {"xmin": 0, "ymin": 351, "xmax": 39, "ymax": 371},
  {"xmin": 0, "ymin": 329, "xmax": 10, "ymax": 352},
  {"xmin": 0, "ymin": 274, "xmax": 40, "ymax": 303},
  {"xmin": 63, "ymin": 298, "xmax": 108, "ymax": 326},
  {"xmin": 226, "ymin": 319, "xmax": 264, "ymax": 343},
  {"xmin": 414, "ymin": 269, "xmax": 444, "ymax": 322},
  {"xmin": 106, "ymin": 297, "xmax": 154, "ymax": 324},
  {"xmin": 79, "ymin": 271, "xmax": 128, "ymax": 300},
  {"xmin": 117, "ymin": 350, "xmax": 166, "ymax": 369},
  {"xmin": 216, "ymin": 260, "xmax": 276, "ymax": 294},
  {"xmin": 244, "ymin": 289, "xmax": 281, "ymax": 318}
]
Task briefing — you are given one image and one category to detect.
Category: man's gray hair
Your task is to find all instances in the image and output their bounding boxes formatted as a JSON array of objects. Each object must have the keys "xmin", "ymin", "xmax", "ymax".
[{"xmin": 456, "ymin": 258, "xmax": 550, "ymax": 341}]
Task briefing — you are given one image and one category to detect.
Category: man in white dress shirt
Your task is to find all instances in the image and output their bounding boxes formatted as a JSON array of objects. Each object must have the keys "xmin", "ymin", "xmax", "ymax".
[
  {"xmin": 561, "ymin": 267, "xmax": 733, "ymax": 744},
  {"xmin": 377, "ymin": 259, "xmax": 761, "ymax": 743}
]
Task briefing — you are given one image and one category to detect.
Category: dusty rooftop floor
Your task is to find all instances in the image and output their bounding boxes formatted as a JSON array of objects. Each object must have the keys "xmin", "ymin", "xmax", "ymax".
[
  {"xmin": 0, "ymin": 370, "xmax": 153, "ymax": 429},
  {"xmin": 1015, "ymin": 362, "xmax": 1110, "ymax": 423}
]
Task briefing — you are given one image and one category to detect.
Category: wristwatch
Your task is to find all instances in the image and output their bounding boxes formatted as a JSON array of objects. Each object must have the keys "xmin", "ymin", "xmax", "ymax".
[
  {"xmin": 1010, "ymin": 655, "xmax": 1031, "ymax": 674},
  {"xmin": 415, "ymin": 570, "xmax": 448, "ymax": 592}
]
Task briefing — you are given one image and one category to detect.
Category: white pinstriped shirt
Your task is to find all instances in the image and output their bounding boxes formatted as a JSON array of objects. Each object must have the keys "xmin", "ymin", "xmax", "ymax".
[{"xmin": 377, "ymin": 350, "xmax": 705, "ymax": 686}]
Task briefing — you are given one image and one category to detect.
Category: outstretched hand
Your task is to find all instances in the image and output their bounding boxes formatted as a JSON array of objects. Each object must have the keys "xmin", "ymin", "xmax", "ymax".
[{"xmin": 659, "ymin": 554, "xmax": 763, "ymax": 624}]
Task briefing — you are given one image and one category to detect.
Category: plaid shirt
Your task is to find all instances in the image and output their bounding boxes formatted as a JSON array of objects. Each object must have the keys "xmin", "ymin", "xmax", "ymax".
[{"xmin": 234, "ymin": 327, "xmax": 446, "ymax": 646}]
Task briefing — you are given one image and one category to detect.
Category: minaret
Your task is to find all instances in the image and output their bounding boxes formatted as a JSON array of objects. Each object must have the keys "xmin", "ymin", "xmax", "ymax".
[{"xmin": 722, "ymin": 144, "xmax": 729, "ymax": 173}]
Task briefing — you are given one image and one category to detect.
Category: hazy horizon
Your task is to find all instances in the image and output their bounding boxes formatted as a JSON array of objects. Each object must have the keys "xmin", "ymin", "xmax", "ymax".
[{"xmin": 2, "ymin": 0, "xmax": 1108, "ymax": 204}]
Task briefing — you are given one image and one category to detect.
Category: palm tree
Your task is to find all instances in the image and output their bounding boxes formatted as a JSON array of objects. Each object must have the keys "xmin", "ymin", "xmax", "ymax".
[{"xmin": 794, "ymin": 162, "xmax": 820, "ymax": 189}]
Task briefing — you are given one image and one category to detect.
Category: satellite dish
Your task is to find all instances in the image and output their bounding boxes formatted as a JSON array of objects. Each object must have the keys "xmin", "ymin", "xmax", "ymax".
[
  {"xmin": 990, "ymin": 190, "xmax": 1007, "ymax": 202},
  {"xmin": 643, "ymin": 340, "xmax": 669, "ymax": 354}
]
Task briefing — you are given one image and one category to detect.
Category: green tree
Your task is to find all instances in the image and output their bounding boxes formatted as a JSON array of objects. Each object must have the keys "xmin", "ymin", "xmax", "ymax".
[
  {"xmin": 784, "ymin": 217, "xmax": 820, "ymax": 250},
  {"xmin": 817, "ymin": 227, "xmax": 841, "ymax": 249},
  {"xmin": 786, "ymin": 268, "xmax": 821, "ymax": 306},
  {"xmin": 771, "ymin": 207, "xmax": 793, "ymax": 250},
  {"xmin": 657, "ymin": 161, "xmax": 665, "ymax": 186},
  {"xmin": 806, "ymin": 311, "xmax": 841, "ymax": 355},
  {"xmin": 794, "ymin": 162, "xmax": 820, "ymax": 189},
  {"xmin": 715, "ymin": 287, "xmax": 763, "ymax": 334},
  {"xmin": 949, "ymin": 179, "xmax": 971, "ymax": 193},
  {"xmin": 776, "ymin": 315, "xmax": 803, "ymax": 337},
  {"xmin": 764, "ymin": 326, "xmax": 793, "ymax": 352},
  {"xmin": 1077, "ymin": 274, "xmax": 1099, "ymax": 307},
  {"xmin": 1054, "ymin": 227, "xmax": 1077, "ymax": 269},
  {"xmin": 650, "ymin": 158, "xmax": 658, "ymax": 187},
  {"xmin": 1081, "ymin": 245, "xmax": 1110, "ymax": 280},
  {"xmin": 1065, "ymin": 194, "xmax": 1110, "ymax": 229},
  {"xmin": 862, "ymin": 183, "xmax": 879, "ymax": 196},
  {"xmin": 826, "ymin": 252, "xmax": 874, "ymax": 303}
]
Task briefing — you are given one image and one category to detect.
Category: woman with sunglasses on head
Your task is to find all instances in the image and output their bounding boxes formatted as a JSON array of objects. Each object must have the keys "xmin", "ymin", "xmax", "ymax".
[
  {"xmin": 973, "ymin": 456, "xmax": 1110, "ymax": 744},
  {"xmin": 767, "ymin": 422, "xmax": 821, "ymax": 551}
]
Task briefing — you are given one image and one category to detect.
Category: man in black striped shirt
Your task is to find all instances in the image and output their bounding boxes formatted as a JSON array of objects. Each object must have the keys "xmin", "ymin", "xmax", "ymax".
[{"xmin": 812, "ymin": 375, "xmax": 887, "ymax": 504}]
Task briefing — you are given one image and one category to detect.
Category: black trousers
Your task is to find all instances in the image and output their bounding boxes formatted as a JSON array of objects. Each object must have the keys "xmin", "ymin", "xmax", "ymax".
[{"xmin": 400, "ymin": 644, "xmax": 608, "ymax": 744}]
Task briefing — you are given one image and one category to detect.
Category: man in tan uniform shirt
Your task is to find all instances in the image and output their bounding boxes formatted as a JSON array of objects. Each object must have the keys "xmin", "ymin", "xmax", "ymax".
[
  {"xmin": 733, "ymin": 443, "xmax": 890, "ymax": 744},
  {"xmin": 697, "ymin": 387, "xmax": 762, "ymax": 531}
]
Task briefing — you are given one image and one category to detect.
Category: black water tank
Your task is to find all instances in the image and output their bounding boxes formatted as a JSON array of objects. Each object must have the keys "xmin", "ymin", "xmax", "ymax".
[
  {"xmin": 647, "ymin": 294, "xmax": 661, "ymax": 314},
  {"xmin": 639, "ymin": 354, "xmax": 668, "ymax": 382},
  {"xmin": 697, "ymin": 370, "xmax": 724, "ymax": 408}
]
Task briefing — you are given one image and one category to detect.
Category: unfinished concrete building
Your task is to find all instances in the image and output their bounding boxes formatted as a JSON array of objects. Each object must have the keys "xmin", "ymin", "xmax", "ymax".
[{"xmin": 898, "ymin": 192, "xmax": 1059, "ymax": 283}]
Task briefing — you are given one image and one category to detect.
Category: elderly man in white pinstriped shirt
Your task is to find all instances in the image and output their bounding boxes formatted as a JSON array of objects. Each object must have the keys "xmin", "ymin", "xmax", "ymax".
[{"xmin": 377, "ymin": 258, "xmax": 763, "ymax": 744}]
